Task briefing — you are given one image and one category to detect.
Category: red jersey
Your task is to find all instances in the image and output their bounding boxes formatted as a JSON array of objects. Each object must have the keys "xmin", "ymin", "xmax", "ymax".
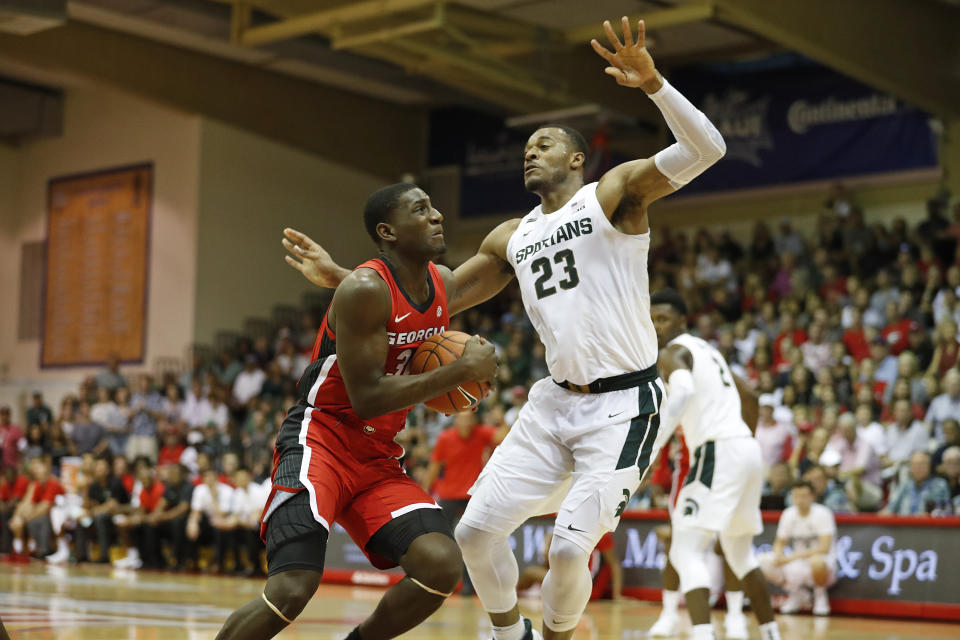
[
  {"xmin": 30, "ymin": 478, "xmax": 64, "ymax": 504},
  {"xmin": 0, "ymin": 475, "xmax": 29, "ymax": 502},
  {"xmin": 430, "ymin": 425, "xmax": 497, "ymax": 500},
  {"xmin": 301, "ymin": 257, "xmax": 449, "ymax": 446},
  {"xmin": 137, "ymin": 481, "xmax": 166, "ymax": 512}
]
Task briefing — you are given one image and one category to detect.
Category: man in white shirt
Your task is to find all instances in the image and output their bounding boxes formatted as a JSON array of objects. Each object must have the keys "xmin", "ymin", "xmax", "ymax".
[
  {"xmin": 925, "ymin": 369, "xmax": 960, "ymax": 439},
  {"xmin": 758, "ymin": 481, "xmax": 837, "ymax": 615},
  {"xmin": 232, "ymin": 355, "xmax": 266, "ymax": 406},
  {"xmin": 185, "ymin": 468, "xmax": 234, "ymax": 571},
  {"xmin": 828, "ymin": 415, "xmax": 882, "ymax": 511},
  {"xmin": 225, "ymin": 468, "xmax": 268, "ymax": 576},
  {"xmin": 884, "ymin": 399, "xmax": 931, "ymax": 474},
  {"xmin": 854, "ymin": 404, "xmax": 887, "ymax": 457}
]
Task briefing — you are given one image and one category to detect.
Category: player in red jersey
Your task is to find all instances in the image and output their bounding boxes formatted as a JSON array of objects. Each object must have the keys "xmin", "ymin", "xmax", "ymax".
[{"xmin": 216, "ymin": 184, "xmax": 498, "ymax": 640}]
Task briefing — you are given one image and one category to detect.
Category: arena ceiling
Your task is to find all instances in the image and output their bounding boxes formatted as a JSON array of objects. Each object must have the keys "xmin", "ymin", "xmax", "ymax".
[{"xmin": 0, "ymin": 0, "xmax": 957, "ymax": 176}]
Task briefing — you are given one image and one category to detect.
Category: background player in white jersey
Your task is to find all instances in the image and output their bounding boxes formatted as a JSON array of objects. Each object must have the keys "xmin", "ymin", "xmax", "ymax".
[
  {"xmin": 281, "ymin": 16, "xmax": 726, "ymax": 640},
  {"xmin": 650, "ymin": 289, "xmax": 781, "ymax": 640},
  {"xmin": 758, "ymin": 481, "xmax": 837, "ymax": 615}
]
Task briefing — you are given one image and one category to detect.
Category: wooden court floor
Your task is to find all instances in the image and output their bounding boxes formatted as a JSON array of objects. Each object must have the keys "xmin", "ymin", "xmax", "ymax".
[{"xmin": 1, "ymin": 564, "xmax": 957, "ymax": 639}]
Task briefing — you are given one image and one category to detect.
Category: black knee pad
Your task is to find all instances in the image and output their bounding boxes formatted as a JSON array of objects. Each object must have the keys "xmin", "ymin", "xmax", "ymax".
[
  {"xmin": 365, "ymin": 507, "xmax": 454, "ymax": 567},
  {"xmin": 265, "ymin": 491, "xmax": 329, "ymax": 577}
]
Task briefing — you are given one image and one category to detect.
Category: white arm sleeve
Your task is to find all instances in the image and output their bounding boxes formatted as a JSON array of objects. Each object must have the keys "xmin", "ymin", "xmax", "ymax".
[
  {"xmin": 649, "ymin": 78, "xmax": 726, "ymax": 189},
  {"xmin": 652, "ymin": 367, "xmax": 696, "ymax": 454}
]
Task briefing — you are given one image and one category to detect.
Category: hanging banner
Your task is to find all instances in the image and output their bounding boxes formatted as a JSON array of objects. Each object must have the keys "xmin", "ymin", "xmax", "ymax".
[{"xmin": 669, "ymin": 60, "xmax": 938, "ymax": 194}]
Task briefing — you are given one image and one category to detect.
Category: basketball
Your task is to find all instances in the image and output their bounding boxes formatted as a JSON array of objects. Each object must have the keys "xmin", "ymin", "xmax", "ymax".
[{"xmin": 409, "ymin": 331, "xmax": 492, "ymax": 414}]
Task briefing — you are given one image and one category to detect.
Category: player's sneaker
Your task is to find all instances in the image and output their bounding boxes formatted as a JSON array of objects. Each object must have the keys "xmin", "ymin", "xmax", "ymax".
[
  {"xmin": 113, "ymin": 549, "xmax": 142, "ymax": 570},
  {"xmin": 45, "ymin": 547, "xmax": 70, "ymax": 565},
  {"xmin": 812, "ymin": 588, "xmax": 830, "ymax": 616},
  {"xmin": 723, "ymin": 612, "xmax": 749, "ymax": 639},
  {"xmin": 649, "ymin": 610, "xmax": 680, "ymax": 637},
  {"xmin": 779, "ymin": 589, "xmax": 810, "ymax": 614}
]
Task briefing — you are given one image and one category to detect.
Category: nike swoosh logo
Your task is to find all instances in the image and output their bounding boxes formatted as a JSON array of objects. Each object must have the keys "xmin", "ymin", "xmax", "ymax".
[
  {"xmin": 608, "ymin": 411, "xmax": 625, "ymax": 418},
  {"xmin": 567, "ymin": 524, "xmax": 587, "ymax": 533},
  {"xmin": 394, "ymin": 313, "xmax": 412, "ymax": 322}
]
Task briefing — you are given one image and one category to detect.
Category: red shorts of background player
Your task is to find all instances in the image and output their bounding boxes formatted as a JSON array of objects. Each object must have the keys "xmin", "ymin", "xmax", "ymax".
[{"xmin": 261, "ymin": 404, "xmax": 451, "ymax": 575}]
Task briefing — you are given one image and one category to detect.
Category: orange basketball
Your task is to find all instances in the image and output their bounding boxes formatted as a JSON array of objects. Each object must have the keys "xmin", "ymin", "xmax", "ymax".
[{"xmin": 409, "ymin": 330, "xmax": 492, "ymax": 414}]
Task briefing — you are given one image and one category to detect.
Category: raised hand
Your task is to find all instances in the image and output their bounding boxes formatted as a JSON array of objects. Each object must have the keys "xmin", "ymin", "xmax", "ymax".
[
  {"xmin": 590, "ymin": 16, "xmax": 662, "ymax": 93},
  {"xmin": 282, "ymin": 227, "xmax": 350, "ymax": 288}
]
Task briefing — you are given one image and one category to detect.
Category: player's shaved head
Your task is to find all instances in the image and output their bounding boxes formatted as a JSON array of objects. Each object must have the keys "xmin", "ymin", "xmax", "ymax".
[
  {"xmin": 538, "ymin": 124, "xmax": 589, "ymax": 157},
  {"xmin": 363, "ymin": 183, "xmax": 419, "ymax": 244},
  {"xmin": 650, "ymin": 288, "xmax": 688, "ymax": 316}
]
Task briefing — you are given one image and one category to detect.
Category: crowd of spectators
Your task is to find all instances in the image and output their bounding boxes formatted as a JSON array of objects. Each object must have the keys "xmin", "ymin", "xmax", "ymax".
[{"xmin": 1, "ymin": 192, "xmax": 960, "ymax": 573}]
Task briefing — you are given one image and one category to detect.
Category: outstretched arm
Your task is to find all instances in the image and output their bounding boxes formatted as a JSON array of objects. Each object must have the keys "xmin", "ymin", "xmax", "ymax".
[
  {"xmin": 591, "ymin": 17, "xmax": 725, "ymax": 234},
  {"xmin": 445, "ymin": 219, "xmax": 518, "ymax": 316},
  {"xmin": 652, "ymin": 344, "xmax": 695, "ymax": 453},
  {"xmin": 283, "ymin": 221, "xmax": 518, "ymax": 317}
]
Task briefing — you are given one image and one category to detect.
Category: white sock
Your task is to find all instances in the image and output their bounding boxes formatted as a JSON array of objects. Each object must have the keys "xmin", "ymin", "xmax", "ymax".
[
  {"xmin": 13, "ymin": 539, "xmax": 22, "ymax": 553},
  {"xmin": 760, "ymin": 621, "xmax": 782, "ymax": 640},
  {"xmin": 57, "ymin": 538, "xmax": 68, "ymax": 554},
  {"xmin": 726, "ymin": 590, "xmax": 744, "ymax": 615},
  {"xmin": 492, "ymin": 617, "xmax": 526, "ymax": 640},
  {"xmin": 692, "ymin": 623, "xmax": 715, "ymax": 640},
  {"xmin": 814, "ymin": 586, "xmax": 827, "ymax": 598},
  {"xmin": 28, "ymin": 539, "xmax": 36, "ymax": 552},
  {"xmin": 127, "ymin": 547, "xmax": 139, "ymax": 559},
  {"xmin": 662, "ymin": 590, "xmax": 680, "ymax": 615}
]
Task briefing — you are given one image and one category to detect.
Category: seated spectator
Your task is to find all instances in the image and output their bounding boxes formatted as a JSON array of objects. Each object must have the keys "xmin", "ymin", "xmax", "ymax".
[
  {"xmin": 128, "ymin": 375, "xmax": 164, "ymax": 462},
  {"xmin": 828, "ymin": 415, "xmax": 883, "ymax": 511},
  {"xmin": 854, "ymin": 403, "xmax": 887, "ymax": 457},
  {"xmin": 925, "ymin": 369, "xmax": 960, "ymax": 439},
  {"xmin": 0, "ymin": 465, "xmax": 29, "ymax": 553},
  {"xmin": 802, "ymin": 461, "xmax": 852, "ymax": 514},
  {"xmin": 232, "ymin": 355, "xmax": 266, "ymax": 406},
  {"xmin": 0, "ymin": 405, "xmax": 25, "ymax": 472},
  {"xmin": 801, "ymin": 323, "xmax": 831, "ymax": 372},
  {"xmin": 113, "ymin": 457, "xmax": 167, "ymax": 569},
  {"xmin": 76, "ymin": 456, "xmax": 130, "ymax": 563},
  {"xmin": 157, "ymin": 424, "xmax": 186, "ymax": 467},
  {"xmin": 223, "ymin": 467, "xmax": 266, "ymax": 576},
  {"xmin": 883, "ymin": 399, "xmax": 930, "ymax": 476},
  {"xmin": 200, "ymin": 387, "xmax": 230, "ymax": 434},
  {"xmin": 938, "ymin": 446, "xmax": 960, "ymax": 502},
  {"xmin": 760, "ymin": 461, "xmax": 792, "ymax": 510},
  {"xmin": 882, "ymin": 451, "xmax": 951, "ymax": 515},
  {"xmin": 70, "ymin": 401, "xmax": 107, "ymax": 456},
  {"xmin": 46, "ymin": 472, "xmax": 89, "ymax": 564},
  {"xmin": 791, "ymin": 427, "xmax": 829, "ymax": 480},
  {"xmin": 881, "ymin": 300, "xmax": 912, "ymax": 355},
  {"xmin": 759, "ymin": 481, "xmax": 836, "ymax": 616},
  {"xmin": 185, "ymin": 468, "xmax": 233, "ymax": 572},
  {"xmin": 8, "ymin": 457, "xmax": 64, "ymax": 558},
  {"xmin": 932, "ymin": 419, "xmax": 960, "ymax": 469},
  {"xmin": 95, "ymin": 353, "xmax": 126, "ymax": 392},
  {"xmin": 162, "ymin": 383, "xmax": 183, "ymax": 423},
  {"xmin": 928, "ymin": 319, "xmax": 960, "ymax": 377},
  {"xmin": 26, "ymin": 391, "xmax": 53, "ymax": 427},
  {"xmin": 756, "ymin": 395, "xmax": 794, "ymax": 469}
]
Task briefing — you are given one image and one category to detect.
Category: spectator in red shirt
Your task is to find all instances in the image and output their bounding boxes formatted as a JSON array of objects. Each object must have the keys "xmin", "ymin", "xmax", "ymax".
[
  {"xmin": 0, "ymin": 406, "xmax": 25, "ymax": 472},
  {"xmin": 422, "ymin": 410, "xmax": 507, "ymax": 594},
  {"xmin": 881, "ymin": 300, "xmax": 913, "ymax": 355},
  {"xmin": 8, "ymin": 457, "xmax": 64, "ymax": 558},
  {"xmin": 843, "ymin": 309, "xmax": 871, "ymax": 362},
  {"xmin": 113, "ymin": 457, "xmax": 166, "ymax": 569},
  {"xmin": 773, "ymin": 312, "xmax": 808, "ymax": 364},
  {"xmin": 929, "ymin": 319, "xmax": 960, "ymax": 378},
  {"xmin": 158, "ymin": 426, "xmax": 186, "ymax": 467},
  {"xmin": 0, "ymin": 465, "xmax": 29, "ymax": 552}
]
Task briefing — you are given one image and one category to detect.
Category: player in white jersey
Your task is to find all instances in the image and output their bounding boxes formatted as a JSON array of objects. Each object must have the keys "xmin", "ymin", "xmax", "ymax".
[
  {"xmin": 281, "ymin": 16, "xmax": 726, "ymax": 640},
  {"xmin": 649, "ymin": 289, "xmax": 781, "ymax": 640}
]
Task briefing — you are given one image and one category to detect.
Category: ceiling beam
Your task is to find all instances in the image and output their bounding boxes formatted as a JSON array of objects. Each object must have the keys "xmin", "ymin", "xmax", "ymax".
[
  {"xmin": 0, "ymin": 20, "xmax": 425, "ymax": 178},
  {"xmin": 239, "ymin": 0, "xmax": 436, "ymax": 47},
  {"xmin": 713, "ymin": 0, "xmax": 960, "ymax": 118}
]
